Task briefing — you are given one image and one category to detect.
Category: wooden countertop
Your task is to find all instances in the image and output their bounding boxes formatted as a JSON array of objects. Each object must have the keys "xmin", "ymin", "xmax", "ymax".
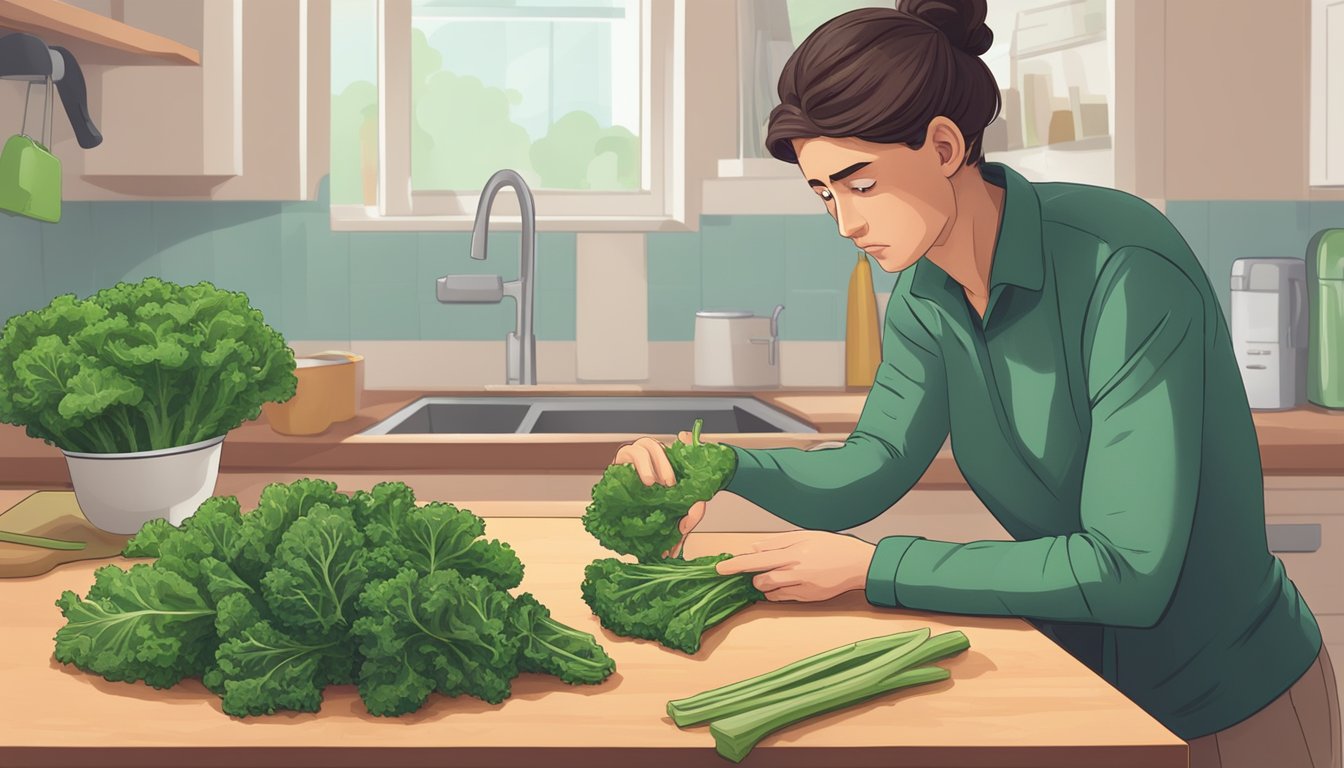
[
  {"xmin": 0, "ymin": 508, "xmax": 1186, "ymax": 768},
  {"xmin": 1, "ymin": 388, "xmax": 1341, "ymax": 490}
]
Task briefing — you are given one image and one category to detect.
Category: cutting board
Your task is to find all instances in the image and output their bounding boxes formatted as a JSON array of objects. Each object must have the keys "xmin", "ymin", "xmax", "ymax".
[{"xmin": 0, "ymin": 492, "xmax": 131, "ymax": 578}]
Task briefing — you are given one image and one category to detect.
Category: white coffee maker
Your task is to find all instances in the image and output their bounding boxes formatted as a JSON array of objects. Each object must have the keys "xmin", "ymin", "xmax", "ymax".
[{"xmin": 1230, "ymin": 258, "xmax": 1308, "ymax": 410}]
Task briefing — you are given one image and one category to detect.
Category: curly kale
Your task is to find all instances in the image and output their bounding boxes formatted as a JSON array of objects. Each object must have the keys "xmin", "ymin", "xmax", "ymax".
[
  {"xmin": 510, "ymin": 592, "xmax": 615, "ymax": 685},
  {"xmin": 0, "ymin": 277, "xmax": 295, "ymax": 453},
  {"xmin": 57, "ymin": 478, "xmax": 614, "ymax": 718},
  {"xmin": 583, "ymin": 419, "xmax": 737, "ymax": 562},
  {"xmin": 581, "ymin": 555, "xmax": 763, "ymax": 654}
]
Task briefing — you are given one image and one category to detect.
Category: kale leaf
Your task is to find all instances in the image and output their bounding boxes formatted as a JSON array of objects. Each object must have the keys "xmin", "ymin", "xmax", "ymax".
[
  {"xmin": 580, "ymin": 555, "xmax": 763, "ymax": 654},
  {"xmin": 583, "ymin": 419, "xmax": 736, "ymax": 563},
  {"xmin": 510, "ymin": 592, "xmax": 615, "ymax": 685},
  {"xmin": 57, "ymin": 478, "xmax": 615, "ymax": 718}
]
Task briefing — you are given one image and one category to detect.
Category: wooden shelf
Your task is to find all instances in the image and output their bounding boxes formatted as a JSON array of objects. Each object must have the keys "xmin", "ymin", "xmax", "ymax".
[{"xmin": 0, "ymin": 0, "xmax": 199, "ymax": 66}]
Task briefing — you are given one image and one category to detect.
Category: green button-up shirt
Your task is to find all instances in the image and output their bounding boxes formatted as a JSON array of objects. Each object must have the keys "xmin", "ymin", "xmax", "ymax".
[{"xmin": 721, "ymin": 162, "xmax": 1322, "ymax": 740}]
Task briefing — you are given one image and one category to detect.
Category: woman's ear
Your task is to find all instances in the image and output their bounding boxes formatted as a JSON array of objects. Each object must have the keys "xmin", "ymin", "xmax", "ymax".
[{"xmin": 925, "ymin": 116, "xmax": 967, "ymax": 177}]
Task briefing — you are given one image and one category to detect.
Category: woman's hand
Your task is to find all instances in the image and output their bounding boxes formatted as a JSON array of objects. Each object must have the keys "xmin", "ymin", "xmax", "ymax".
[
  {"xmin": 715, "ymin": 530, "xmax": 876, "ymax": 602},
  {"xmin": 611, "ymin": 430, "xmax": 708, "ymax": 558}
]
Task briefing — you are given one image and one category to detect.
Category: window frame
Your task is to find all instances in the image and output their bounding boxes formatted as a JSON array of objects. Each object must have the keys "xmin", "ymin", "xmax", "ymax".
[{"xmin": 330, "ymin": 0, "xmax": 688, "ymax": 231}]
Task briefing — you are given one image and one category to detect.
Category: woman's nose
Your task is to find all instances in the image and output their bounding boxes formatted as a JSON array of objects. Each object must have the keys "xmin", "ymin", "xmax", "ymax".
[{"xmin": 835, "ymin": 200, "xmax": 868, "ymax": 239}]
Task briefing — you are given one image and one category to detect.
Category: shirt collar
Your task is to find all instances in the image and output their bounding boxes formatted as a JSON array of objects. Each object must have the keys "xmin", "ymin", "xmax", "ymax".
[{"xmin": 909, "ymin": 162, "xmax": 1045, "ymax": 303}]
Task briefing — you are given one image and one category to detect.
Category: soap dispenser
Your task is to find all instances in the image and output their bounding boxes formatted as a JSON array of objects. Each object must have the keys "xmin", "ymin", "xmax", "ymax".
[{"xmin": 845, "ymin": 250, "xmax": 882, "ymax": 388}]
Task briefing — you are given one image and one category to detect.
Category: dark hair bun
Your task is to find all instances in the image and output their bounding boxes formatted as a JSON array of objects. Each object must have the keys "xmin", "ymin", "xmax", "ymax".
[{"xmin": 900, "ymin": 0, "xmax": 993, "ymax": 57}]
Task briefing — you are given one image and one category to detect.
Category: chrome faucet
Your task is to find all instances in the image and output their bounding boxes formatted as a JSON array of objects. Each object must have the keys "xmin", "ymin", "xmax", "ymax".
[{"xmin": 435, "ymin": 169, "xmax": 537, "ymax": 385}]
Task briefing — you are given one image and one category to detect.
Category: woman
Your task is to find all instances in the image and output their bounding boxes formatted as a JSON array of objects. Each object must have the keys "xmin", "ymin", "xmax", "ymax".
[{"xmin": 612, "ymin": 2, "xmax": 1339, "ymax": 766}]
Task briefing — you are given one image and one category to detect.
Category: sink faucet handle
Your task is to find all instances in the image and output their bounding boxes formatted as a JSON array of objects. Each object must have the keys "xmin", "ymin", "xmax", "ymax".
[
  {"xmin": 770, "ymin": 304, "xmax": 784, "ymax": 338},
  {"xmin": 437, "ymin": 274, "xmax": 504, "ymax": 303}
]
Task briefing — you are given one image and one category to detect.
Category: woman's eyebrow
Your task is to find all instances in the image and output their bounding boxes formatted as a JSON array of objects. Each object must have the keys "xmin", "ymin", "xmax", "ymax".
[{"xmin": 807, "ymin": 161, "xmax": 872, "ymax": 186}]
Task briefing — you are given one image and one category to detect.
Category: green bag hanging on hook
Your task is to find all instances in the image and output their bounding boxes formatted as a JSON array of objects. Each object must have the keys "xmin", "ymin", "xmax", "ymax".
[{"xmin": 0, "ymin": 77, "xmax": 62, "ymax": 224}]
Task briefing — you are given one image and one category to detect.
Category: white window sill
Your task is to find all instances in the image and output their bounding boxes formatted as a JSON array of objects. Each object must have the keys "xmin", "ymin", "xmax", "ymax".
[
  {"xmin": 329, "ymin": 205, "xmax": 696, "ymax": 233},
  {"xmin": 700, "ymin": 177, "xmax": 823, "ymax": 216}
]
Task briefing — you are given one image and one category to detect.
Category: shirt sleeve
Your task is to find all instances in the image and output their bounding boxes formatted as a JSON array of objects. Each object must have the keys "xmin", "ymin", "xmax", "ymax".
[
  {"xmin": 720, "ymin": 287, "xmax": 951, "ymax": 531},
  {"xmin": 865, "ymin": 247, "xmax": 1208, "ymax": 629}
]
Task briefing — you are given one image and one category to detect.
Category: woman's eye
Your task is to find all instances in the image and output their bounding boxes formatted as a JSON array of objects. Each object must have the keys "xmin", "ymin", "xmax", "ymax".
[
  {"xmin": 817, "ymin": 188, "xmax": 833, "ymax": 202},
  {"xmin": 850, "ymin": 179, "xmax": 876, "ymax": 194}
]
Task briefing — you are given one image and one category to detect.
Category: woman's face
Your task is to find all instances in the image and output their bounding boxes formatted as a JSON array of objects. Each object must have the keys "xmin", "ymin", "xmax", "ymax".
[{"xmin": 792, "ymin": 131, "xmax": 956, "ymax": 273}]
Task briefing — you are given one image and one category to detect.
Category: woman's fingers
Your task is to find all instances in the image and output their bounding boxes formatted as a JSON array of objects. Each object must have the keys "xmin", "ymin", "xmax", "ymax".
[
  {"xmin": 751, "ymin": 569, "xmax": 802, "ymax": 593},
  {"xmin": 680, "ymin": 501, "xmax": 705, "ymax": 533},
  {"xmin": 615, "ymin": 437, "xmax": 678, "ymax": 486},
  {"xmin": 748, "ymin": 530, "xmax": 814, "ymax": 552},
  {"xmin": 626, "ymin": 445, "xmax": 659, "ymax": 485},
  {"xmin": 715, "ymin": 548, "xmax": 798, "ymax": 575},
  {"xmin": 639, "ymin": 436, "xmax": 676, "ymax": 485},
  {"xmin": 761, "ymin": 586, "xmax": 809, "ymax": 602}
]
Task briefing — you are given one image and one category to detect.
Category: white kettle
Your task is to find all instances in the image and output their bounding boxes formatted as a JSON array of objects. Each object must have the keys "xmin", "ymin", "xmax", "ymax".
[{"xmin": 693, "ymin": 304, "xmax": 784, "ymax": 388}]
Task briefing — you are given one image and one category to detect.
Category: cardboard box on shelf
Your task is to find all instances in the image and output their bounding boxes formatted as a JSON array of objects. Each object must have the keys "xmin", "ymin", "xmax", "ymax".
[{"xmin": 1080, "ymin": 98, "xmax": 1109, "ymax": 138}]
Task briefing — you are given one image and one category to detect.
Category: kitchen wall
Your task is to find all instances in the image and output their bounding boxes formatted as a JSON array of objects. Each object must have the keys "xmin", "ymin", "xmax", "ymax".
[
  {"xmin": 0, "ymin": 176, "xmax": 896, "ymax": 344},
  {"xmin": 3, "ymin": 181, "xmax": 1342, "ymax": 385}
]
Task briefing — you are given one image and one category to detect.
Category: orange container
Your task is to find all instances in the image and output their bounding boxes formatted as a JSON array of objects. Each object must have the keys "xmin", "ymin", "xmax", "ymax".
[{"xmin": 263, "ymin": 352, "xmax": 364, "ymax": 435}]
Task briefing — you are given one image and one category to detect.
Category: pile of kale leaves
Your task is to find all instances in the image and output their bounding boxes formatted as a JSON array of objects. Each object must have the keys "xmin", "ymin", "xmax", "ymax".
[{"xmin": 53, "ymin": 479, "xmax": 614, "ymax": 717}]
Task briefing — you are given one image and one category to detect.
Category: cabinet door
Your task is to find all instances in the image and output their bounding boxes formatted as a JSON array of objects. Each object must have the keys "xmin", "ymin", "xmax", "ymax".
[
  {"xmin": 1311, "ymin": 0, "xmax": 1344, "ymax": 186},
  {"xmin": 79, "ymin": 0, "xmax": 241, "ymax": 179}
]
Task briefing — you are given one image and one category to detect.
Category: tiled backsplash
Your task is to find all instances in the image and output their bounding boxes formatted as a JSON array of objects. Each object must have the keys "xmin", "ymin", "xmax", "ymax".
[
  {"xmin": 2, "ymin": 182, "xmax": 1342, "ymax": 344},
  {"xmin": 1165, "ymin": 201, "xmax": 1344, "ymax": 324}
]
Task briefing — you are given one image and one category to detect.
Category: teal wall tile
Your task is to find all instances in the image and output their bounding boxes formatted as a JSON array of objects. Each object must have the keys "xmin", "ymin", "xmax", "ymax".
[
  {"xmin": 699, "ymin": 215, "xmax": 787, "ymax": 315},
  {"xmin": 417, "ymin": 230, "xmax": 514, "ymax": 341},
  {"xmin": 647, "ymin": 228, "xmax": 702, "ymax": 341},
  {"xmin": 1165, "ymin": 201, "xmax": 1211, "ymax": 274},
  {"xmin": 786, "ymin": 288, "xmax": 844, "ymax": 340},
  {"xmin": 11, "ymin": 187, "xmax": 1333, "ymax": 351},
  {"xmin": 153, "ymin": 202, "xmax": 216, "ymax": 285},
  {"xmin": 211, "ymin": 204, "xmax": 285, "ymax": 333},
  {"xmin": 91, "ymin": 203, "xmax": 159, "ymax": 289},
  {"xmin": 533, "ymin": 232, "xmax": 576, "ymax": 341},
  {"xmin": 1206, "ymin": 202, "xmax": 1312, "ymax": 321},
  {"xmin": 39, "ymin": 202, "xmax": 95, "ymax": 300},
  {"xmin": 278, "ymin": 211, "xmax": 312, "ymax": 339},
  {"xmin": 782, "ymin": 215, "xmax": 849, "ymax": 340},
  {"xmin": 284, "ymin": 209, "xmax": 351, "ymax": 342},
  {"xmin": 1310, "ymin": 202, "xmax": 1344, "ymax": 240},
  {"xmin": 350, "ymin": 231, "xmax": 420, "ymax": 339},
  {"xmin": 0, "ymin": 214, "xmax": 46, "ymax": 317}
]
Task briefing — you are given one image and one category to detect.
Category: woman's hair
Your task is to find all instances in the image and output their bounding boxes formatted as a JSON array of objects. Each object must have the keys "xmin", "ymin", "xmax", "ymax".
[{"xmin": 765, "ymin": 0, "xmax": 1001, "ymax": 165}]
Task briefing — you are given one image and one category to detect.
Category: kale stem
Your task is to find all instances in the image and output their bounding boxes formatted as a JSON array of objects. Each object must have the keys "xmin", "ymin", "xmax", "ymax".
[{"xmin": 0, "ymin": 530, "xmax": 87, "ymax": 551}]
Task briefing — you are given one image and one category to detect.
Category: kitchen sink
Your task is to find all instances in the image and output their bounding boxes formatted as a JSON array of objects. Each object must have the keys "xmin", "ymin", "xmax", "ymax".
[{"xmin": 361, "ymin": 396, "xmax": 817, "ymax": 435}]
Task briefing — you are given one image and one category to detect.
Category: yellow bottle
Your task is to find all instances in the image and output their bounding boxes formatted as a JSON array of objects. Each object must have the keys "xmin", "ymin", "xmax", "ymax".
[{"xmin": 845, "ymin": 250, "xmax": 883, "ymax": 388}]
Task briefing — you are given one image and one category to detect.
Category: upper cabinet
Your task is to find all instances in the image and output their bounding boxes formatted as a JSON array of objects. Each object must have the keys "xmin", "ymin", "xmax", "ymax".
[
  {"xmin": 79, "ymin": 0, "xmax": 241, "ymax": 181},
  {"xmin": 982, "ymin": 0, "xmax": 1115, "ymax": 188},
  {"xmin": 1311, "ymin": 0, "xmax": 1344, "ymax": 187},
  {"xmin": 7, "ymin": 0, "xmax": 328, "ymax": 201}
]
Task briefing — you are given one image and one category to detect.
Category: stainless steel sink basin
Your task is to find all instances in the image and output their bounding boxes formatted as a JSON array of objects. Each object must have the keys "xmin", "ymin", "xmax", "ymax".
[{"xmin": 361, "ymin": 396, "xmax": 817, "ymax": 435}]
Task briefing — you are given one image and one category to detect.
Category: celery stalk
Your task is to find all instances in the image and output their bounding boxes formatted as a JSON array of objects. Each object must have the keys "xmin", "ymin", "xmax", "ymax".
[
  {"xmin": 710, "ymin": 665, "xmax": 951, "ymax": 763},
  {"xmin": 667, "ymin": 628, "xmax": 929, "ymax": 726},
  {"xmin": 707, "ymin": 630, "xmax": 970, "ymax": 763}
]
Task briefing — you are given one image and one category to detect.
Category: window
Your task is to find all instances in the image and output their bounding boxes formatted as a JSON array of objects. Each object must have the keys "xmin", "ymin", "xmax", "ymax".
[{"xmin": 329, "ymin": 0, "xmax": 683, "ymax": 229}]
